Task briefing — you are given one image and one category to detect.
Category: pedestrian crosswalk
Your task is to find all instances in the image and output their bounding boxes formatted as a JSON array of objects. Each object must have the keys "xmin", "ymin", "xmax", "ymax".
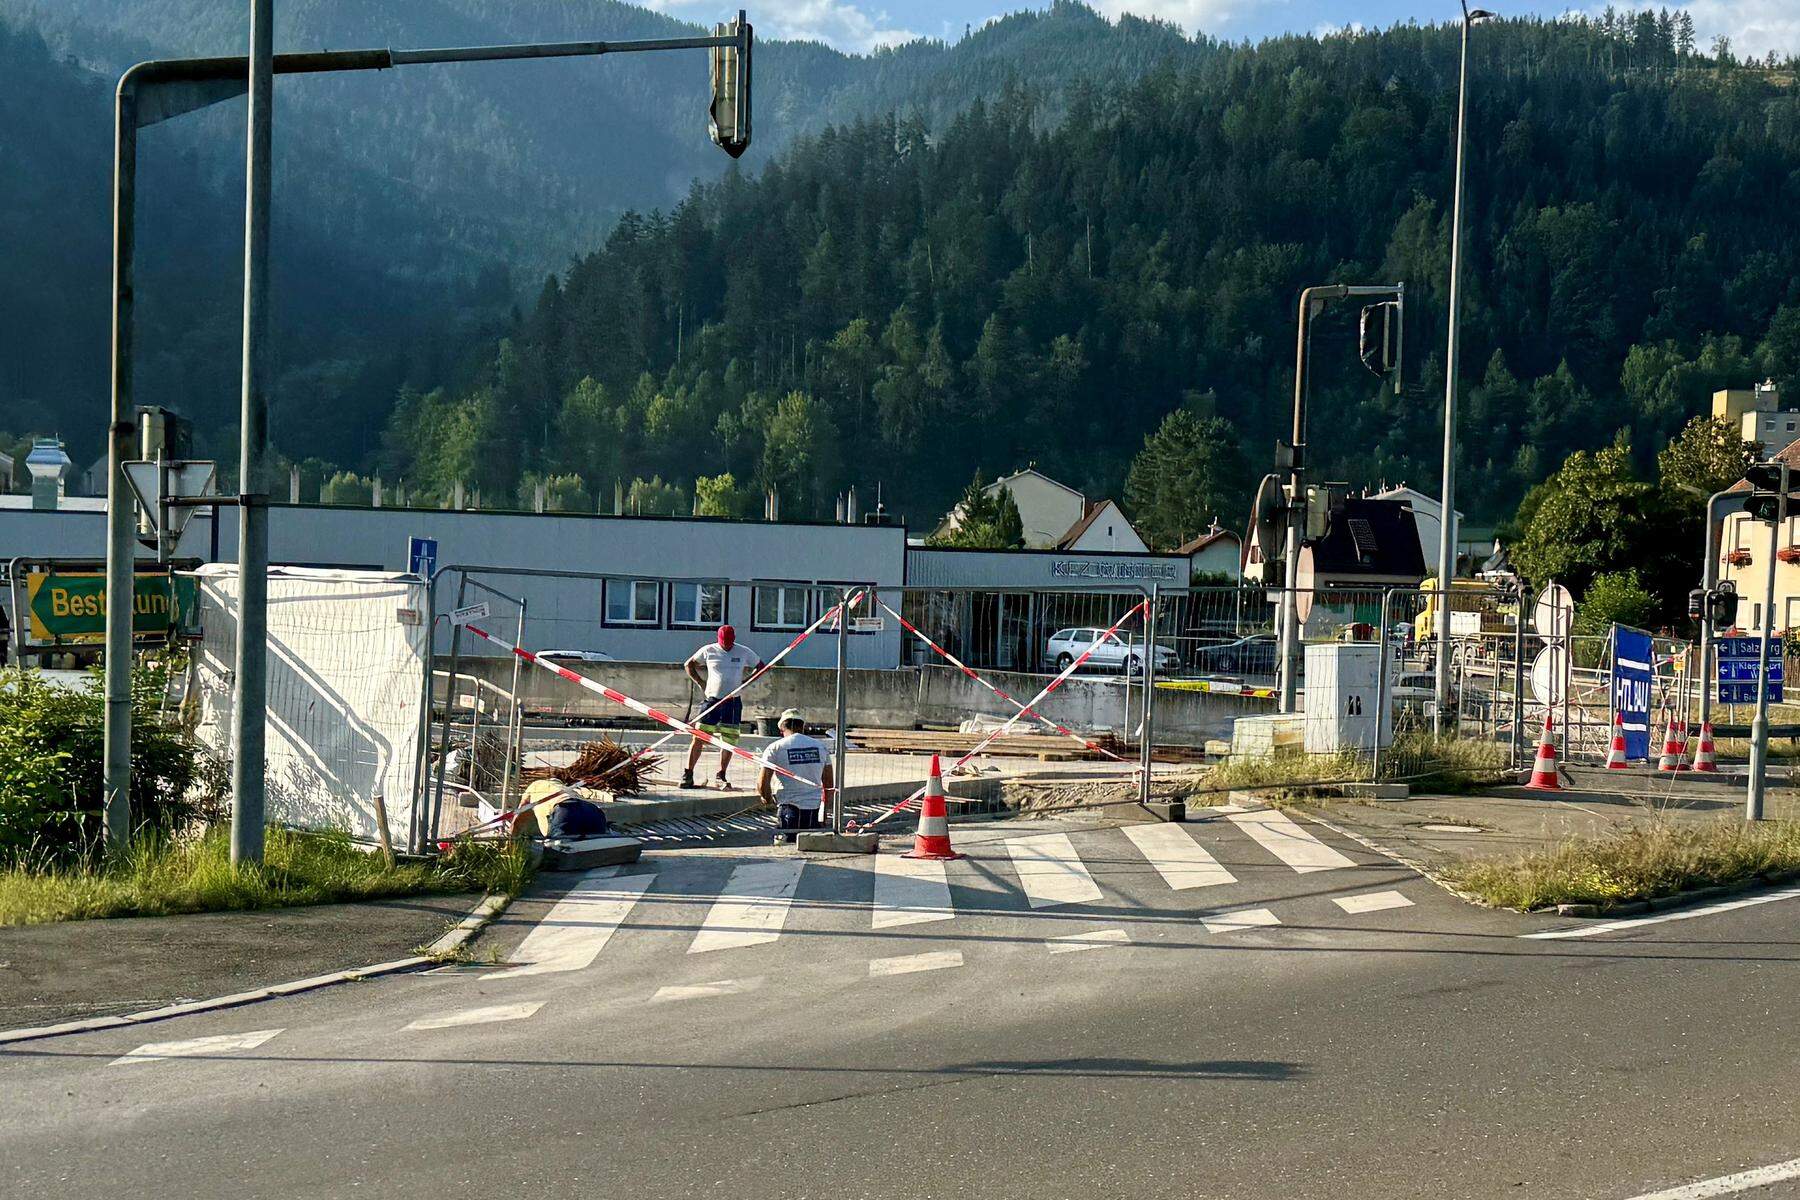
[{"xmin": 475, "ymin": 805, "xmax": 1423, "ymax": 987}]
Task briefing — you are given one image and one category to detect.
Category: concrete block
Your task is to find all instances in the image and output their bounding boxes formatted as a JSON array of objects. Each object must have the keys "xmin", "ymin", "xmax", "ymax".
[
  {"xmin": 540, "ymin": 835, "xmax": 644, "ymax": 872},
  {"xmin": 1336, "ymin": 783, "xmax": 1410, "ymax": 800},
  {"xmin": 1141, "ymin": 800, "xmax": 1186, "ymax": 822},
  {"xmin": 796, "ymin": 830, "xmax": 879, "ymax": 854}
]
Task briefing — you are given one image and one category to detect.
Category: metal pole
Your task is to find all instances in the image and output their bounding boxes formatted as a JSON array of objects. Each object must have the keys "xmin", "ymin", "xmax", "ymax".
[
  {"xmin": 832, "ymin": 586, "xmax": 850, "ymax": 835},
  {"xmin": 1749, "ymin": 463, "xmax": 1785, "ymax": 820},
  {"xmin": 501, "ymin": 597, "xmax": 526, "ymax": 813},
  {"xmin": 1512, "ymin": 605, "xmax": 1526, "ymax": 768},
  {"xmin": 1140, "ymin": 586, "xmax": 1157, "ymax": 806},
  {"xmin": 101, "ymin": 82, "xmax": 140, "ymax": 854},
  {"xmin": 1698, "ymin": 488, "xmax": 1744, "ymax": 732},
  {"xmin": 1373, "ymin": 589, "xmax": 1392, "ymax": 780},
  {"xmin": 1434, "ymin": 7, "xmax": 1476, "ymax": 724},
  {"xmin": 408, "ymin": 573, "xmax": 438, "ymax": 855},
  {"xmin": 431, "ymin": 574, "xmax": 468, "ymax": 843},
  {"xmin": 227, "ymin": 0, "xmax": 274, "ymax": 866},
  {"xmin": 1560, "ymin": 590, "xmax": 1572, "ymax": 764},
  {"xmin": 1278, "ymin": 294, "xmax": 1315, "ymax": 713}
]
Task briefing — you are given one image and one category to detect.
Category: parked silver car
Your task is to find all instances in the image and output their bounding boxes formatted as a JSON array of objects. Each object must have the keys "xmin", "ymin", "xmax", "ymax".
[{"xmin": 1046, "ymin": 627, "xmax": 1178, "ymax": 674}]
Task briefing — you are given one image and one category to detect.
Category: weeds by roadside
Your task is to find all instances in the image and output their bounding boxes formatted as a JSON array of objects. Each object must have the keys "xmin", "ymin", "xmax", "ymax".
[
  {"xmin": 1446, "ymin": 819, "xmax": 1800, "ymax": 911},
  {"xmin": 0, "ymin": 827, "xmax": 533, "ymax": 926},
  {"xmin": 1181, "ymin": 735, "xmax": 1510, "ymax": 801}
]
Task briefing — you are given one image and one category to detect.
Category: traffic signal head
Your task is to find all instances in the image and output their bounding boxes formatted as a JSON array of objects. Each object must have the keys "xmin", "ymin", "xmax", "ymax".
[
  {"xmin": 709, "ymin": 14, "xmax": 753, "ymax": 159},
  {"xmin": 1712, "ymin": 582, "xmax": 1740, "ymax": 631},
  {"xmin": 1688, "ymin": 588, "xmax": 1707, "ymax": 621},
  {"xmin": 1745, "ymin": 491, "xmax": 1784, "ymax": 523}
]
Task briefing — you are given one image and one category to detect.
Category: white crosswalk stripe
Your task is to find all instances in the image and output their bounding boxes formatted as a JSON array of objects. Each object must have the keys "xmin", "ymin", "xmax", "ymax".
[
  {"xmin": 405, "ymin": 1003, "xmax": 544, "ymax": 1031},
  {"xmin": 689, "ymin": 860, "xmax": 806, "ymax": 954},
  {"xmin": 485, "ymin": 869, "xmax": 656, "ymax": 980},
  {"xmin": 111, "ymin": 1029, "xmax": 282, "ymax": 1066},
  {"xmin": 869, "ymin": 950, "xmax": 963, "ymax": 977},
  {"xmin": 1046, "ymin": 928, "xmax": 1130, "ymax": 954},
  {"xmin": 1203, "ymin": 908, "xmax": 1281, "ymax": 934},
  {"xmin": 1122, "ymin": 822, "xmax": 1236, "ymax": 890},
  {"xmin": 1334, "ymin": 890, "xmax": 1413, "ymax": 914},
  {"xmin": 1007, "ymin": 832, "xmax": 1103, "ymax": 908},
  {"xmin": 1222, "ymin": 807, "xmax": 1356, "ymax": 873},
  {"xmin": 650, "ymin": 978, "xmax": 765, "ymax": 1003},
  {"xmin": 872, "ymin": 852, "xmax": 953, "ymax": 928}
]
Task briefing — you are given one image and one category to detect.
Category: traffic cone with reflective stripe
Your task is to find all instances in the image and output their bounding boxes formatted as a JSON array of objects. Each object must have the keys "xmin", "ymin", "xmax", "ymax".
[
  {"xmin": 1657, "ymin": 714, "xmax": 1689, "ymax": 772},
  {"xmin": 903, "ymin": 755, "xmax": 963, "ymax": 860},
  {"xmin": 1605, "ymin": 713, "xmax": 1629, "ymax": 769},
  {"xmin": 1525, "ymin": 712, "xmax": 1561, "ymax": 791},
  {"xmin": 1691, "ymin": 722, "xmax": 1719, "ymax": 773}
]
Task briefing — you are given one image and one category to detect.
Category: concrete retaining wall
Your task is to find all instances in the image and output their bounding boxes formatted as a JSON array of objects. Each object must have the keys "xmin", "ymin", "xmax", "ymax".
[{"xmin": 450, "ymin": 655, "xmax": 1267, "ymax": 747}]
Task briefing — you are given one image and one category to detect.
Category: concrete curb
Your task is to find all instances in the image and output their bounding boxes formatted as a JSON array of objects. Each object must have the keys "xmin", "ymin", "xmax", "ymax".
[
  {"xmin": 0, "ymin": 891, "xmax": 514, "ymax": 1046},
  {"xmin": 1551, "ymin": 868, "xmax": 1800, "ymax": 919}
]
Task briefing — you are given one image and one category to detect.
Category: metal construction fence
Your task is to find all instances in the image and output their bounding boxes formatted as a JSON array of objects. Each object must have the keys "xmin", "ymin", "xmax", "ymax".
[{"xmin": 181, "ymin": 566, "xmax": 1699, "ymax": 853}]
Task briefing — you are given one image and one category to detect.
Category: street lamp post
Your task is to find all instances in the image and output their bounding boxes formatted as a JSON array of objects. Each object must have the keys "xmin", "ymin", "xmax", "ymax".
[
  {"xmin": 100, "ymin": 14, "xmax": 754, "ymax": 856},
  {"xmin": 1432, "ymin": 2, "xmax": 1493, "ymax": 731}
]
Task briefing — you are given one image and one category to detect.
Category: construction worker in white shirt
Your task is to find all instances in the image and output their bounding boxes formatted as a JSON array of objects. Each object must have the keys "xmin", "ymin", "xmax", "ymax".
[
  {"xmin": 759, "ymin": 708, "xmax": 833, "ymax": 845},
  {"xmin": 682, "ymin": 624, "xmax": 763, "ymax": 790}
]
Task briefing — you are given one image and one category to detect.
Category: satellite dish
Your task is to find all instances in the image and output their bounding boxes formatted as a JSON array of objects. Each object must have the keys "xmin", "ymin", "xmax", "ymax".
[{"xmin": 1252, "ymin": 473, "xmax": 1286, "ymax": 562}]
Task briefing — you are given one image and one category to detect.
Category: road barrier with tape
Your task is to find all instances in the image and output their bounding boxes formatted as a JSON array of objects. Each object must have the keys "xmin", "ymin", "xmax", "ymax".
[{"xmin": 857, "ymin": 599, "xmax": 1149, "ymax": 831}]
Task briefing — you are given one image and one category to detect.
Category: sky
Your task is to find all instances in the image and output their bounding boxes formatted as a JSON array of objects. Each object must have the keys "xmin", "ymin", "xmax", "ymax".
[{"xmin": 643, "ymin": 0, "xmax": 1797, "ymax": 60}]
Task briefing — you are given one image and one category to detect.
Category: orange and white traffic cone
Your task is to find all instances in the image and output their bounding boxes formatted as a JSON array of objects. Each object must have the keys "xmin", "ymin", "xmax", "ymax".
[
  {"xmin": 1526, "ymin": 712, "xmax": 1561, "ymax": 791},
  {"xmin": 903, "ymin": 755, "xmax": 963, "ymax": 860},
  {"xmin": 1657, "ymin": 715, "xmax": 1689, "ymax": 772},
  {"xmin": 1605, "ymin": 713, "xmax": 1629, "ymax": 769},
  {"xmin": 1691, "ymin": 722, "xmax": 1718, "ymax": 773}
]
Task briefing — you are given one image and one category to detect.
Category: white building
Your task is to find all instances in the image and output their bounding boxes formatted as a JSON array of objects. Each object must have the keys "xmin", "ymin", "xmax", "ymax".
[
  {"xmin": 1177, "ymin": 521, "xmax": 1242, "ymax": 582},
  {"xmin": 934, "ymin": 467, "xmax": 1148, "ymax": 551},
  {"xmin": 1715, "ymin": 382, "xmax": 1793, "ymax": 457}
]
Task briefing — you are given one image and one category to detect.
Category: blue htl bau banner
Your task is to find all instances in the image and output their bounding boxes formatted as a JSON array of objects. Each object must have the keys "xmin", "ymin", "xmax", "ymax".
[{"xmin": 1612, "ymin": 625, "xmax": 1653, "ymax": 761}]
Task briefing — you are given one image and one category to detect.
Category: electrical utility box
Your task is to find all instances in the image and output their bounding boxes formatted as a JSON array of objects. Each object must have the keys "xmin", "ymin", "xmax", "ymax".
[{"xmin": 1304, "ymin": 642, "xmax": 1394, "ymax": 754}]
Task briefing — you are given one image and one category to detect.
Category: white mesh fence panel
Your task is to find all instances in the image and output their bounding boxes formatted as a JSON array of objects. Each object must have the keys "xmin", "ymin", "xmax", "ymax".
[{"xmin": 189, "ymin": 566, "xmax": 428, "ymax": 846}]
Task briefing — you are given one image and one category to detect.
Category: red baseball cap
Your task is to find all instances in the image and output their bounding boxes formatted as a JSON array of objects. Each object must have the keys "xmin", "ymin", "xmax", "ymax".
[{"xmin": 718, "ymin": 624, "xmax": 736, "ymax": 649}]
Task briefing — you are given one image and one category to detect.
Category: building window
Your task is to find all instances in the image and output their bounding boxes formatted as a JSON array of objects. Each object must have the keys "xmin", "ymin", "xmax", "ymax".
[
  {"xmin": 669, "ymin": 582, "xmax": 726, "ymax": 628},
  {"xmin": 753, "ymin": 584, "xmax": 810, "ymax": 631},
  {"xmin": 816, "ymin": 583, "xmax": 879, "ymax": 633},
  {"xmin": 603, "ymin": 579, "xmax": 661, "ymax": 626}
]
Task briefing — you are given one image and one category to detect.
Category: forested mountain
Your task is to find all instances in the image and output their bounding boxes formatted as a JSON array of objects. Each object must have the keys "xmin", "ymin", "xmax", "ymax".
[
  {"xmin": 378, "ymin": 14, "xmax": 1800, "ymax": 538},
  {"xmin": 0, "ymin": 0, "xmax": 1213, "ymax": 471}
]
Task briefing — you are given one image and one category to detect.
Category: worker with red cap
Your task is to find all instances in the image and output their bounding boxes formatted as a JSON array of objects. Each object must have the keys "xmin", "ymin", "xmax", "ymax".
[{"xmin": 681, "ymin": 624, "xmax": 762, "ymax": 789}]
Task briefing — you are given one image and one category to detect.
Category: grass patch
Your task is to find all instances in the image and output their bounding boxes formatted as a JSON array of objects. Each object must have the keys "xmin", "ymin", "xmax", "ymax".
[
  {"xmin": 0, "ymin": 827, "xmax": 533, "ymax": 926},
  {"xmin": 1445, "ymin": 819, "xmax": 1800, "ymax": 911},
  {"xmin": 1184, "ymin": 736, "xmax": 1509, "ymax": 799}
]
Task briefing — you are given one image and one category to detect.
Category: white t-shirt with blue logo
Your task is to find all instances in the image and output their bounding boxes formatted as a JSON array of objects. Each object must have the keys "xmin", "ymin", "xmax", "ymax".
[
  {"xmin": 687, "ymin": 643, "xmax": 762, "ymax": 700},
  {"xmin": 763, "ymin": 732, "xmax": 828, "ymax": 810}
]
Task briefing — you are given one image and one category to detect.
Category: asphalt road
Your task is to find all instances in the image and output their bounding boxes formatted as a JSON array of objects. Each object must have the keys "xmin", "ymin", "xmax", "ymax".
[{"xmin": 6, "ymin": 806, "xmax": 1800, "ymax": 1200}]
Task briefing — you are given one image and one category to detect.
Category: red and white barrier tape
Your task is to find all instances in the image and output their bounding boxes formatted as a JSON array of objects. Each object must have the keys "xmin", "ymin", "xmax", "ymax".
[
  {"xmin": 445, "ymin": 623, "xmax": 816, "ymax": 844},
  {"xmin": 859, "ymin": 599, "xmax": 1149, "ymax": 831},
  {"xmin": 570, "ymin": 589, "xmax": 865, "ymax": 792},
  {"xmin": 880, "ymin": 601, "xmax": 1127, "ymax": 763}
]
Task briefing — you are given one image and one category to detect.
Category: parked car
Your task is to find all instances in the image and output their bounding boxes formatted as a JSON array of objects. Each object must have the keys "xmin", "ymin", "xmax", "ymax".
[
  {"xmin": 1191, "ymin": 634, "xmax": 1278, "ymax": 677},
  {"xmin": 538, "ymin": 649, "xmax": 615, "ymax": 664},
  {"xmin": 1389, "ymin": 672, "xmax": 1438, "ymax": 706},
  {"xmin": 1046, "ymin": 627, "xmax": 1179, "ymax": 674}
]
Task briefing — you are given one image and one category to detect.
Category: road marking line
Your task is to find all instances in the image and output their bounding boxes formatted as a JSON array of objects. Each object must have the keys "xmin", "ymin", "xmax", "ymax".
[
  {"xmin": 483, "ymin": 870, "xmax": 656, "ymax": 980},
  {"xmin": 1122, "ymin": 822, "xmax": 1236, "ymax": 890},
  {"xmin": 869, "ymin": 950, "xmax": 964, "ymax": 977},
  {"xmin": 404, "ymin": 1002, "xmax": 543, "ymax": 1031},
  {"xmin": 1521, "ymin": 885, "xmax": 1800, "ymax": 940},
  {"xmin": 1203, "ymin": 908, "xmax": 1281, "ymax": 934},
  {"xmin": 1333, "ymin": 889, "xmax": 1414, "ymax": 914},
  {"xmin": 111, "ymin": 1028, "xmax": 283, "ymax": 1066},
  {"xmin": 1007, "ymin": 832, "xmax": 1103, "ymax": 908},
  {"xmin": 1225, "ymin": 808, "xmax": 1356, "ymax": 873},
  {"xmin": 649, "ymin": 977, "xmax": 765, "ymax": 1004},
  {"xmin": 1046, "ymin": 928, "xmax": 1131, "ymax": 954},
  {"xmin": 1623, "ymin": 1155, "xmax": 1800, "ymax": 1198},
  {"xmin": 689, "ymin": 860, "xmax": 807, "ymax": 954},
  {"xmin": 872, "ymin": 853, "xmax": 953, "ymax": 929}
]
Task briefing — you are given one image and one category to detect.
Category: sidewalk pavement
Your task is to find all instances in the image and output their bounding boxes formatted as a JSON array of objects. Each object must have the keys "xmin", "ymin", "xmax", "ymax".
[
  {"xmin": 0, "ymin": 893, "xmax": 479, "ymax": 1032},
  {"xmin": 1303, "ymin": 776, "xmax": 1799, "ymax": 879}
]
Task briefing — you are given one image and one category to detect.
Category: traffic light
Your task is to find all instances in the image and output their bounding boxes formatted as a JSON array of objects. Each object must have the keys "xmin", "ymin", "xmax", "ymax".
[
  {"xmin": 1358, "ymin": 299, "xmax": 1403, "ymax": 390},
  {"xmin": 1742, "ymin": 461, "xmax": 1790, "ymax": 524},
  {"xmin": 708, "ymin": 13, "xmax": 753, "ymax": 159},
  {"xmin": 1711, "ymin": 582, "xmax": 1739, "ymax": 631},
  {"xmin": 1689, "ymin": 587, "xmax": 1707, "ymax": 622}
]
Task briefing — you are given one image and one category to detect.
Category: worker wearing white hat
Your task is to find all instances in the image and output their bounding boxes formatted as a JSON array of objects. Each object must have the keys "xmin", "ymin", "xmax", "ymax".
[{"xmin": 759, "ymin": 708, "xmax": 833, "ymax": 845}]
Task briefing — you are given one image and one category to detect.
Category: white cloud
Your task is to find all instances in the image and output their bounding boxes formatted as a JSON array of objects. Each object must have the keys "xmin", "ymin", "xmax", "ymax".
[
  {"xmin": 1678, "ymin": 0, "xmax": 1800, "ymax": 59},
  {"xmin": 1089, "ymin": 0, "xmax": 1249, "ymax": 35},
  {"xmin": 644, "ymin": 1, "xmax": 918, "ymax": 53}
]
